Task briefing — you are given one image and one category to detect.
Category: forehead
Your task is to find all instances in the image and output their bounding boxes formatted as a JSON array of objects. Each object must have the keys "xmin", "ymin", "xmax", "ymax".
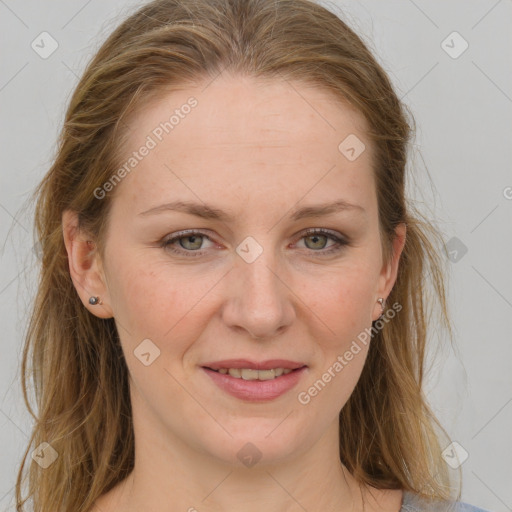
[
  {"xmin": 125, "ymin": 73, "xmax": 369, "ymax": 149},
  {"xmin": 113, "ymin": 73, "xmax": 375, "ymax": 219}
]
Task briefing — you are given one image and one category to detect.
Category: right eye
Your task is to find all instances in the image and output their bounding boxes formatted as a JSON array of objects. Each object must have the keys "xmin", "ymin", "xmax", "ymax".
[{"xmin": 160, "ymin": 230, "xmax": 216, "ymax": 257}]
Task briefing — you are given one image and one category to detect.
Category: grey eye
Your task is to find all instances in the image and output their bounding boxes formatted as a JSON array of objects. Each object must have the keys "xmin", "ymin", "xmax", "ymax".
[
  {"xmin": 178, "ymin": 234, "xmax": 204, "ymax": 250},
  {"xmin": 303, "ymin": 233, "xmax": 329, "ymax": 250}
]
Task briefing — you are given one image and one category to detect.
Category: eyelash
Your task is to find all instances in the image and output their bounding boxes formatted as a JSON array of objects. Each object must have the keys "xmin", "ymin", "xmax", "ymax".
[{"xmin": 160, "ymin": 228, "xmax": 348, "ymax": 258}]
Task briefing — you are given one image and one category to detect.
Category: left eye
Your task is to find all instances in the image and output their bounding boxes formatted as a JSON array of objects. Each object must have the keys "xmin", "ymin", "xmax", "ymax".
[
  {"xmin": 298, "ymin": 229, "xmax": 342, "ymax": 251},
  {"xmin": 161, "ymin": 230, "xmax": 215, "ymax": 256},
  {"xmin": 161, "ymin": 228, "xmax": 348, "ymax": 257}
]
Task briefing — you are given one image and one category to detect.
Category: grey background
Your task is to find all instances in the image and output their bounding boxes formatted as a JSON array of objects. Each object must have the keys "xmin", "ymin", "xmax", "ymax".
[{"xmin": 1, "ymin": 0, "xmax": 511, "ymax": 511}]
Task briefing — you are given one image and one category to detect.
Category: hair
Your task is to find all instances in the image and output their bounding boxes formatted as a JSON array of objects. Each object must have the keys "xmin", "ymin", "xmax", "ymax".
[{"xmin": 15, "ymin": 0, "xmax": 459, "ymax": 510}]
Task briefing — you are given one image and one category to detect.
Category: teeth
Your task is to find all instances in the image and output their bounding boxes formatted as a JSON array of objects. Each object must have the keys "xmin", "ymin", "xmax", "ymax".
[{"xmin": 215, "ymin": 368, "xmax": 294, "ymax": 380}]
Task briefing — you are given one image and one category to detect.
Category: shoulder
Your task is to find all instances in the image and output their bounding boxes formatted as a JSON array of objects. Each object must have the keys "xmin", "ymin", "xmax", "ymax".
[
  {"xmin": 400, "ymin": 491, "xmax": 493, "ymax": 512},
  {"xmin": 454, "ymin": 504, "xmax": 492, "ymax": 512}
]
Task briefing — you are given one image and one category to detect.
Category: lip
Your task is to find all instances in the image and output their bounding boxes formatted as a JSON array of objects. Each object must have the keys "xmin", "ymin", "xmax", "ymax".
[
  {"xmin": 201, "ymin": 359, "xmax": 306, "ymax": 371},
  {"xmin": 202, "ymin": 366, "xmax": 308, "ymax": 402}
]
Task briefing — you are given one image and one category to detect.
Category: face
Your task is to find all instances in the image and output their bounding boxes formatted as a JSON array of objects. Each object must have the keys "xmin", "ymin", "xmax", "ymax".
[{"xmin": 75, "ymin": 73, "xmax": 404, "ymax": 467}]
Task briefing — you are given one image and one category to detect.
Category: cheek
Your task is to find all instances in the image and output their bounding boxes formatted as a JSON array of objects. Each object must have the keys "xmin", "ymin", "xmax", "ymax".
[
  {"xmin": 109, "ymin": 257, "xmax": 221, "ymax": 357},
  {"xmin": 297, "ymin": 261, "xmax": 377, "ymax": 399},
  {"xmin": 302, "ymin": 262, "xmax": 378, "ymax": 341},
  {"xmin": 110, "ymin": 265, "xmax": 173, "ymax": 337},
  {"xmin": 296, "ymin": 332, "xmax": 370, "ymax": 426}
]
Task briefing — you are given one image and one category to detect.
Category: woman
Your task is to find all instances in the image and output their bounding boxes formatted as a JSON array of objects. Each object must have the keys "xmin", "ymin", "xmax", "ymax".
[{"xmin": 15, "ymin": 0, "xmax": 491, "ymax": 511}]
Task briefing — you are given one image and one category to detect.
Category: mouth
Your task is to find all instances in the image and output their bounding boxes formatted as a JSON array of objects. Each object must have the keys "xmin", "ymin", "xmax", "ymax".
[
  {"xmin": 201, "ymin": 363, "xmax": 308, "ymax": 402},
  {"xmin": 202, "ymin": 366, "xmax": 306, "ymax": 381}
]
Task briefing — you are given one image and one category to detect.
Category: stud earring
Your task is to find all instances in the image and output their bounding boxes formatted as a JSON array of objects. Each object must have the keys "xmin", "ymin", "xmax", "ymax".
[
  {"xmin": 377, "ymin": 297, "xmax": 385, "ymax": 316},
  {"xmin": 89, "ymin": 296, "xmax": 102, "ymax": 305}
]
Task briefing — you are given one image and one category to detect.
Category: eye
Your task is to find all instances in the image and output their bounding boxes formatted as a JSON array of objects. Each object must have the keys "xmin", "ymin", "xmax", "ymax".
[
  {"xmin": 161, "ymin": 230, "xmax": 215, "ymax": 257},
  {"xmin": 295, "ymin": 228, "xmax": 348, "ymax": 256},
  {"xmin": 160, "ymin": 228, "xmax": 349, "ymax": 257}
]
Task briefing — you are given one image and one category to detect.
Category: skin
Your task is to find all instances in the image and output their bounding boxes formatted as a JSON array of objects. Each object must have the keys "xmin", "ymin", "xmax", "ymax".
[{"xmin": 62, "ymin": 72, "xmax": 406, "ymax": 512}]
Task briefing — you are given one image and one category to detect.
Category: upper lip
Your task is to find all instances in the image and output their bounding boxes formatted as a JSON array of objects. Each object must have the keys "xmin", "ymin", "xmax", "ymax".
[{"xmin": 202, "ymin": 359, "xmax": 307, "ymax": 371}]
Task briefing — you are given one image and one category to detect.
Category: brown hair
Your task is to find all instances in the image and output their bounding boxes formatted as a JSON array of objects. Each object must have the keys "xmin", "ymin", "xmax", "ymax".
[{"xmin": 16, "ymin": 0, "xmax": 458, "ymax": 510}]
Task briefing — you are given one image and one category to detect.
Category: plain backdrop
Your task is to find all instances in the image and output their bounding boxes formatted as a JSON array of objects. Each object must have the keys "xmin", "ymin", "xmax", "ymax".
[{"xmin": 0, "ymin": 1, "xmax": 511, "ymax": 511}]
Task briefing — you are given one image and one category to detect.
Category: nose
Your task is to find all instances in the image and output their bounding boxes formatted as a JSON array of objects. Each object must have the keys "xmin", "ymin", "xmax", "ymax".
[{"xmin": 220, "ymin": 244, "xmax": 296, "ymax": 340}]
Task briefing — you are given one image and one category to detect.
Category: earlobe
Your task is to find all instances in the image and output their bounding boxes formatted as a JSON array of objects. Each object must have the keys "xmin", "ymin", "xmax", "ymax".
[
  {"xmin": 373, "ymin": 222, "xmax": 406, "ymax": 321},
  {"xmin": 61, "ymin": 209, "xmax": 113, "ymax": 319}
]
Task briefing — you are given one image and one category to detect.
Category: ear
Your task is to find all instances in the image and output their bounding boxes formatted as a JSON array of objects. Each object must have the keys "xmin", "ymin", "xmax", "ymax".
[
  {"xmin": 372, "ymin": 222, "xmax": 406, "ymax": 321},
  {"xmin": 62, "ymin": 209, "xmax": 113, "ymax": 319}
]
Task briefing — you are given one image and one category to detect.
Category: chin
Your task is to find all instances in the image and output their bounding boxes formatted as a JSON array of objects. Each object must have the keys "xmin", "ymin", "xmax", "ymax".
[{"xmin": 199, "ymin": 421, "xmax": 305, "ymax": 468}]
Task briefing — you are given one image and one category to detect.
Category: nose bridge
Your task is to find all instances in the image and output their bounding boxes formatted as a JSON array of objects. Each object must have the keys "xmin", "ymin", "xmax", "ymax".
[
  {"xmin": 222, "ymin": 234, "xmax": 295, "ymax": 339},
  {"xmin": 240, "ymin": 243, "xmax": 281, "ymax": 300}
]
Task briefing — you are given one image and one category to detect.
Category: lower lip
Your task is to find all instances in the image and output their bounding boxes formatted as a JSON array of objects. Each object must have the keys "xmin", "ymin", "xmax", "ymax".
[{"xmin": 202, "ymin": 366, "xmax": 307, "ymax": 402}]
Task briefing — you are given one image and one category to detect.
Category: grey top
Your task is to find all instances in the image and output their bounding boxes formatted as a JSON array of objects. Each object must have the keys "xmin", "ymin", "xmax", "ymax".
[{"xmin": 400, "ymin": 491, "xmax": 492, "ymax": 512}]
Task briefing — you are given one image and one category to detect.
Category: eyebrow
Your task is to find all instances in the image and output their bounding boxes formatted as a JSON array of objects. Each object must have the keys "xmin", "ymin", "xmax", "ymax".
[{"xmin": 138, "ymin": 199, "xmax": 366, "ymax": 222}]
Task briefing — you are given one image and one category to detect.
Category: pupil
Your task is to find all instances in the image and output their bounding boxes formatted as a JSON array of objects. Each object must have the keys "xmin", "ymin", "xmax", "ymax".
[
  {"xmin": 307, "ymin": 234, "xmax": 326, "ymax": 249},
  {"xmin": 182, "ymin": 235, "xmax": 202, "ymax": 250}
]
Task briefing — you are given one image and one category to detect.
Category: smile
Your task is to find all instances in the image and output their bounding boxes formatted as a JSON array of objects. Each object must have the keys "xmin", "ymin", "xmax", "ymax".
[
  {"xmin": 207, "ymin": 367, "xmax": 295, "ymax": 380},
  {"xmin": 202, "ymin": 366, "xmax": 308, "ymax": 401}
]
